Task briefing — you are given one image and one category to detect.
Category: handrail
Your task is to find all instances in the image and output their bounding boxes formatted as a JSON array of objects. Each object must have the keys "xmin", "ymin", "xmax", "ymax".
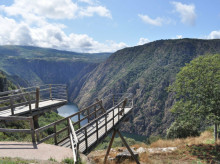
[
  {"xmin": 0, "ymin": 84, "xmax": 67, "ymax": 115},
  {"xmin": 0, "ymin": 116, "xmax": 35, "ymax": 143},
  {"xmin": 33, "ymin": 93, "xmax": 133, "ymax": 151},
  {"xmin": 35, "ymin": 100, "xmax": 104, "ymax": 144},
  {"xmin": 69, "ymin": 118, "xmax": 78, "ymax": 163}
]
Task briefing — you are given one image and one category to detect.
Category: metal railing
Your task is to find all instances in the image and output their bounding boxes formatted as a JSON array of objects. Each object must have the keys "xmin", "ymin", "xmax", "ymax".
[{"xmin": 69, "ymin": 118, "xmax": 78, "ymax": 163}]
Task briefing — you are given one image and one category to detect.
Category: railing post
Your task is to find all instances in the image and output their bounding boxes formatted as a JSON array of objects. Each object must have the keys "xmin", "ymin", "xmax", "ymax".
[
  {"xmin": 96, "ymin": 120, "xmax": 98, "ymax": 141},
  {"xmin": 28, "ymin": 93, "xmax": 32, "ymax": 113},
  {"xmin": 35, "ymin": 87, "xmax": 40, "ymax": 109},
  {"xmin": 113, "ymin": 109, "xmax": 115, "ymax": 126},
  {"xmin": 118, "ymin": 105, "xmax": 119, "ymax": 121},
  {"xmin": 10, "ymin": 96, "xmax": 14, "ymax": 115},
  {"xmin": 78, "ymin": 113, "xmax": 81, "ymax": 129},
  {"xmin": 85, "ymin": 128, "xmax": 88, "ymax": 153},
  {"xmin": 105, "ymin": 114, "xmax": 107, "ymax": 133},
  {"xmin": 94, "ymin": 105, "xmax": 97, "ymax": 118},
  {"xmin": 66, "ymin": 85, "xmax": 68, "ymax": 100},
  {"xmin": 29, "ymin": 117, "xmax": 36, "ymax": 143},
  {"xmin": 50, "ymin": 84, "xmax": 52, "ymax": 100},
  {"xmin": 87, "ymin": 108, "xmax": 90, "ymax": 123},
  {"xmin": 54, "ymin": 124, "xmax": 57, "ymax": 145}
]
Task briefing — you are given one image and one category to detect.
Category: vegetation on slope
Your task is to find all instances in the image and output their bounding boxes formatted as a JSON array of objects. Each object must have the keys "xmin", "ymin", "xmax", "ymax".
[
  {"xmin": 74, "ymin": 39, "xmax": 220, "ymax": 137},
  {"xmin": 0, "ymin": 71, "xmax": 16, "ymax": 92},
  {"xmin": 167, "ymin": 54, "xmax": 220, "ymax": 140},
  {"xmin": 0, "ymin": 45, "xmax": 110, "ymax": 92}
]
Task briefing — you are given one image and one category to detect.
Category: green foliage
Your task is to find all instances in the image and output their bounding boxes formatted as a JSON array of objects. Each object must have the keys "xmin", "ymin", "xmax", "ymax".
[
  {"xmin": 62, "ymin": 158, "xmax": 75, "ymax": 164},
  {"xmin": 144, "ymin": 135, "xmax": 161, "ymax": 144},
  {"xmin": 48, "ymin": 157, "xmax": 57, "ymax": 162},
  {"xmin": 0, "ymin": 71, "xmax": 16, "ymax": 92},
  {"xmin": 95, "ymin": 135, "xmax": 140, "ymax": 150},
  {"xmin": 169, "ymin": 54, "xmax": 220, "ymax": 124},
  {"xmin": 168, "ymin": 54, "xmax": 220, "ymax": 138},
  {"xmin": 166, "ymin": 120, "xmax": 200, "ymax": 139}
]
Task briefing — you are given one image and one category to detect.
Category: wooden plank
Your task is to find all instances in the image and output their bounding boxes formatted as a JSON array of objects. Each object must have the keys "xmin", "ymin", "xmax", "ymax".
[
  {"xmin": 0, "ymin": 128, "xmax": 31, "ymax": 133},
  {"xmin": 0, "ymin": 116, "xmax": 31, "ymax": 121}
]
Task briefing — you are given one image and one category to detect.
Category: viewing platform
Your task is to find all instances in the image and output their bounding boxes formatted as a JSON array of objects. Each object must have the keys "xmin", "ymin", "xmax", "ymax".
[{"xmin": 0, "ymin": 84, "xmax": 67, "ymax": 117}]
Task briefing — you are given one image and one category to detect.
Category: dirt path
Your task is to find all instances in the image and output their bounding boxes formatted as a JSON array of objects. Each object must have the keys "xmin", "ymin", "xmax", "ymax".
[{"xmin": 0, "ymin": 141, "xmax": 73, "ymax": 162}]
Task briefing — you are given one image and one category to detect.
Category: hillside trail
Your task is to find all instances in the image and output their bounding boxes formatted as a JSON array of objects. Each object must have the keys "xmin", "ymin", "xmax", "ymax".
[{"xmin": 0, "ymin": 141, "xmax": 73, "ymax": 162}]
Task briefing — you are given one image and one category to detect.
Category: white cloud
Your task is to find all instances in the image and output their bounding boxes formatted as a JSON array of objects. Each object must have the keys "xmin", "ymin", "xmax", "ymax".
[
  {"xmin": 1, "ymin": 0, "xmax": 78, "ymax": 19},
  {"xmin": 0, "ymin": 0, "xmax": 119, "ymax": 53},
  {"xmin": 137, "ymin": 38, "xmax": 150, "ymax": 45},
  {"xmin": 207, "ymin": 30, "xmax": 220, "ymax": 39},
  {"xmin": 0, "ymin": 0, "xmax": 112, "ymax": 20},
  {"xmin": 171, "ymin": 1, "xmax": 196, "ymax": 26},
  {"xmin": 0, "ymin": 15, "xmax": 125, "ymax": 53},
  {"xmin": 79, "ymin": 6, "xmax": 112, "ymax": 18},
  {"xmin": 138, "ymin": 14, "xmax": 164, "ymax": 26}
]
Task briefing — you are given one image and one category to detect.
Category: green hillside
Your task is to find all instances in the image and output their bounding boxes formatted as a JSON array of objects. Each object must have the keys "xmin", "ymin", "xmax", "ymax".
[
  {"xmin": 0, "ymin": 46, "xmax": 110, "ymax": 95},
  {"xmin": 73, "ymin": 39, "xmax": 220, "ymax": 137}
]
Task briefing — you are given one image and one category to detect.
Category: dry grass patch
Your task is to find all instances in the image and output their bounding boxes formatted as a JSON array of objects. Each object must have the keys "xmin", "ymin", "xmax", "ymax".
[{"xmin": 150, "ymin": 131, "xmax": 214, "ymax": 148}]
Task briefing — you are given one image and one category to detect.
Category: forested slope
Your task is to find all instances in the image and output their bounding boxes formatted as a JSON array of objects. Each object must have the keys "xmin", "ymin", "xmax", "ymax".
[{"xmin": 74, "ymin": 39, "xmax": 220, "ymax": 137}]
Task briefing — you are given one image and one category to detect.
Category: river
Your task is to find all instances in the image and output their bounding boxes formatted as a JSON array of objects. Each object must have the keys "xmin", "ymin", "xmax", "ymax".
[{"xmin": 57, "ymin": 103, "xmax": 88, "ymax": 126}]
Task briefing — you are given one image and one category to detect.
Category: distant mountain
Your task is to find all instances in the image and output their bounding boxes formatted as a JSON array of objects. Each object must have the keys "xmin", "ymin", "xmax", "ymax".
[
  {"xmin": 73, "ymin": 39, "xmax": 220, "ymax": 137},
  {"xmin": 0, "ymin": 46, "xmax": 111, "ymax": 98}
]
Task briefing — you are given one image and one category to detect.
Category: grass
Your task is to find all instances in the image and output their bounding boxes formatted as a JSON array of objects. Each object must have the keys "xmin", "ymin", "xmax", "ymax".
[
  {"xmin": 0, "ymin": 157, "xmax": 37, "ymax": 164},
  {"xmin": 150, "ymin": 131, "xmax": 216, "ymax": 148}
]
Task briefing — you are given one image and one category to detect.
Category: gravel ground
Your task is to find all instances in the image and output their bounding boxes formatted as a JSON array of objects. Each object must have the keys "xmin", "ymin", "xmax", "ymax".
[{"xmin": 0, "ymin": 141, "xmax": 73, "ymax": 162}]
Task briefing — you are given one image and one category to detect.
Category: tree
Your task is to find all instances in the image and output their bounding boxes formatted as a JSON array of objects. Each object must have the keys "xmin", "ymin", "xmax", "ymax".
[{"xmin": 169, "ymin": 54, "xmax": 220, "ymax": 141}]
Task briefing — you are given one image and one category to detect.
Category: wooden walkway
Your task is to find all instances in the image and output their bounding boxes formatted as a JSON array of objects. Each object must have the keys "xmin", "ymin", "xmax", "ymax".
[
  {"xmin": 0, "ymin": 84, "xmax": 67, "ymax": 116},
  {"xmin": 0, "ymin": 99, "xmax": 66, "ymax": 116},
  {"xmin": 0, "ymin": 87, "xmax": 136, "ymax": 163},
  {"xmin": 59, "ymin": 107, "xmax": 132, "ymax": 153}
]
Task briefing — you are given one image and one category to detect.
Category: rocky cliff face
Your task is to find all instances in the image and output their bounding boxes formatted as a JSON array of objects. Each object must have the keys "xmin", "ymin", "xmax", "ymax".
[{"xmin": 74, "ymin": 39, "xmax": 220, "ymax": 137}]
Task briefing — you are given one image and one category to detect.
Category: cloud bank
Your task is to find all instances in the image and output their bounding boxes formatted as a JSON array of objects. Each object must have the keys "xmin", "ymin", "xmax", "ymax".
[{"xmin": 0, "ymin": 0, "xmax": 126, "ymax": 53}]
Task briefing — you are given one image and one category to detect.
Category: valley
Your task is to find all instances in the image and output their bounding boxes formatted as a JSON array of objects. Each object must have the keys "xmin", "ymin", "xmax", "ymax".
[{"xmin": 1, "ymin": 39, "xmax": 220, "ymax": 138}]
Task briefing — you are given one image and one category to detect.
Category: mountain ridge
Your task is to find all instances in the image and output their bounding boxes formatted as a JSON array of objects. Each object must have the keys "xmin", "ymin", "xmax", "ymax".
[{"xmin": 73, "ymin": 38, "xmax": 220, "ymax": 137}]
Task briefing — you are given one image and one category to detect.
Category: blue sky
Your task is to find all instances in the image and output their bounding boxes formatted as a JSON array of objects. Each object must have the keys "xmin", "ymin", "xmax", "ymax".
[{"xmin": 0, "ymin": 0, "xmax": 220, "ymax": 53}]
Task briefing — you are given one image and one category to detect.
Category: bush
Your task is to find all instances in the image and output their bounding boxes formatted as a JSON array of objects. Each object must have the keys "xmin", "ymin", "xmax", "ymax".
[{"xmin": 166, "ymin": 120, "xmax": 200, "ymax": 139}]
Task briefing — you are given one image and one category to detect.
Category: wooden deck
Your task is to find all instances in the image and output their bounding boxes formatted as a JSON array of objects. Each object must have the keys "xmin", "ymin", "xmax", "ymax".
[
  {"xmin": 0, "ymin": 99, "xmax": 67, "ymax": 116},
  {"xmin": 0, "ymin": 84, "xmax": 67, "ymax": 117}
]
